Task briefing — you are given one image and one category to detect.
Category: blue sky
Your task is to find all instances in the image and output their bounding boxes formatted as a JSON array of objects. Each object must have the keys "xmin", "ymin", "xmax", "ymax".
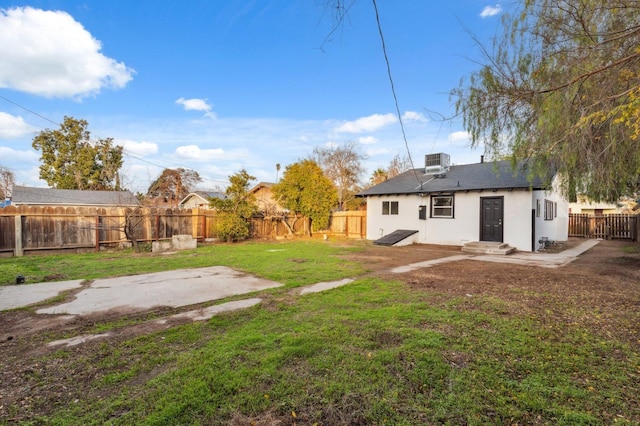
[{"xmin": 0, "ymin": 1, "xmax": 506, "ymax": 194}]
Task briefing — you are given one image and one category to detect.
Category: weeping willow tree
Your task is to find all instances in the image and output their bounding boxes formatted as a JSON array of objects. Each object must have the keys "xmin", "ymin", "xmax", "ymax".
[{"xmin": 452, "ymin": 0, "xmax": 640, "ymax": 201}]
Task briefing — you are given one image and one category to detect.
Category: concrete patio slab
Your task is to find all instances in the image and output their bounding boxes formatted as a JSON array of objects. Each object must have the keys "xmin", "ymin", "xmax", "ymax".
[
  {"xmin": 0, "ymin": 280, "xmax": 84, "ymax": 311},
  {"xmin": 35, "ymin": 267, "xmax": 281, "ymax": 316}
]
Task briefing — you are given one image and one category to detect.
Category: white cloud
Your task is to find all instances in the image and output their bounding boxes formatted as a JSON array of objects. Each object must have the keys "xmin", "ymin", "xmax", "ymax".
[
  {"xmin": 334, "ymin": 113, "xmax": 397, "ymax": 133},
  {"xmin": 322, "ymin": 141, "xmax": 339, "ymax": 149},
  {"xmin": 0, "ymin": 146, "xmax": 39, "ymax": 163},
  {"xmin": 401, "ymin": 111, "xmax": 428, "ymax": 123},
  {"xmin": 365, "ymin": 147, "xmax": 392, "ymax": 157},
  {"xmin": 0, "ymin": 7, "xmax": 134, "ymax": 98},
  {"xmin": 118, "ymin": 139, "xmax": 158, "ymax": 156},
  {"xmin": 119, "ymin": 162, "xmax": 163, "ymax": 194},
  {"xmin": 480, "ymin": 4, "xmax": 502, "ymax": 18},
  {"xmin": 448, "ymin": 131, "xmax": 470, "ymax": 143},
  {"xmin": 176, "ymin": 97, "xmax": 216, "ymax": 118},
  {"xmin": 0, "ymin": 112, "xmax": 38, "ymax": 138},
  {"xmin": 174, "ymin": 145, "xmax": 226, "ymax": 162},
  {"xmin": 358, "ymin": 136, "xmax": 377, "ymax": 145}
]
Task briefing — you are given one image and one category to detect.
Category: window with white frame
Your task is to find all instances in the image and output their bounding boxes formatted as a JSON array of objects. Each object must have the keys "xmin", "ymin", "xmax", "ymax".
[
  {"xmin": 544, "ymin": 199, "xmax": 554, "ymax": 220},
  {"xmin": 382, "ymin": 201, "xmax": 399, "ymax": 215},
  {"xmin": 431, "ymin": 195, "xmax": 454, "ymax": 218}
]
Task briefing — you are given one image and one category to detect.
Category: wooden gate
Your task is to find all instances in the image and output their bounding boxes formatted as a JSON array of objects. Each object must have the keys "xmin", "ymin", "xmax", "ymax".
[{"xmin": 569, "ymin": 213, "xmax": 638, "ymax": 241}]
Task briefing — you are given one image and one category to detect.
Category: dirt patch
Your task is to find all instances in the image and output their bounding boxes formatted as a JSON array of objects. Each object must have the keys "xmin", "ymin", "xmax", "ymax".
[
  {"xmin": 1, "ymin": 239, "xmax": 639, "ymax": 422},
  {"xmin": 346, "ymin": 239, "xmax": 640, "ymax": 347}
]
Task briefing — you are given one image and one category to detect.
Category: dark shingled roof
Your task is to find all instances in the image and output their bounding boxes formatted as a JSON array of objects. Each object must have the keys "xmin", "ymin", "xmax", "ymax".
[
  {"xmin": 192, "ymin": 191, "xmax": 226, "ymax": 200},
  {"xmin": 358, "ymin": 160, "xmax": 548, "ymax": 197},
  {"xmin": 11, "ymin": 186, "xmax": 140, "ymax": 206}
]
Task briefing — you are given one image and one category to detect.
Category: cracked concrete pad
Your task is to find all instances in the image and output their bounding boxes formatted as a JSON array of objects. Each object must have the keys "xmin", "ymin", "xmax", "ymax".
[
  {"xmin": 390, "ymin": 255, "xmax": 474, "ymax": 273},
  {"xmin": 0, "ymin": 280, "xmax": 84, "ymax": 311},
  {"xmin": 298, "ymin": 278, "xmax": 355, "ymax": 295},
  {"xmin": 158, "ymin": 298, "xmax": 263, "ymax": 322},
  {"xmin": 47, "ymin": 298, "xmax": 264, "ymax": 348},
  {"xmin": 48, "ymin": 333, "xmax": 113, "ymax": 348},
  {"xmin": 36, "ymin": 267, "xmax": 281, "ymax": 316}
]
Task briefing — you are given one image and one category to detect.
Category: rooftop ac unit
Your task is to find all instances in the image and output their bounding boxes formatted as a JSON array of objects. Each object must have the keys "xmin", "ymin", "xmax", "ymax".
[{"xmin": 424, "ymin": 153, "xmax": 450, "ymax": 174}]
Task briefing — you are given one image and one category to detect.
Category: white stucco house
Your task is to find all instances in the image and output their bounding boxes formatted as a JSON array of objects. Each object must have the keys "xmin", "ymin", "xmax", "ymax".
[{"xmin": 357, "ymin": 154, "xmax": 568, "ymax": 252}]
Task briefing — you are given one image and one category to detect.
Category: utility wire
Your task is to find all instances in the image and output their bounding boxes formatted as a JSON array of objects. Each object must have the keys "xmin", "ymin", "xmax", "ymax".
[
  {"xmin": 0, "ymin": 94, "xmax": 59, "ymax": 127},
  {"xmin": 0, "ymin": 94, "xmax": 230, "ymax": 188},
  {"xmin": 371, "ymin": 0, "xmax": 421, "ymax": 188}
]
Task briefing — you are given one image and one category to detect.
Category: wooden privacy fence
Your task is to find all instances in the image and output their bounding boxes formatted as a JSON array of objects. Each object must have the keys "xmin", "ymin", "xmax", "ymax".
[
  {"xmin": 568, "ymin": 213, "xmax": 638, "ymax": 241},
  {"xmin": 0, "ymin": 206, "xmax": 366, "ymax": 257},
  {"xmin": 328, "ymin": 211, "xmax": 366, "ymax": 239},
  {"xmin": 0, "ymin": 206, "xmax": 216, "ymax": 256}
]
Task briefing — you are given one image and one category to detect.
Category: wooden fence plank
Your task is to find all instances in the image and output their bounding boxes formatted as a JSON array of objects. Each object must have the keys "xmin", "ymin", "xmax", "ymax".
[
  {"xmin": 0, "ymin": 206, "xmax": 368, "ymax": 256},
  {"xmin": 569, "ymin": 213, "xmax": 638, "ymax": 241}
]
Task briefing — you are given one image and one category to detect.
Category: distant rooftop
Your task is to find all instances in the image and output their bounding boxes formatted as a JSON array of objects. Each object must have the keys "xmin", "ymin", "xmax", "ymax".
[{"xmin": 11, "ymin": 186, "xmax": 140, "ymax": 206}]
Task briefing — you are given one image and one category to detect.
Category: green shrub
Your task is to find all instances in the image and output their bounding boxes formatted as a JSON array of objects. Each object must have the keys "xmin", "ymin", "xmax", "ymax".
[{"xmin": 215, "ymin": 212, "xmax": 249, "ymax": 242}]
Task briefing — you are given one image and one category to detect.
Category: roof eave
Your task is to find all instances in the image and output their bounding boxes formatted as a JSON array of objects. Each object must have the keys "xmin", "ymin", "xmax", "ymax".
[{"xmin": 360, "ymin": 186, "xmax": 544, "ymax": 197}]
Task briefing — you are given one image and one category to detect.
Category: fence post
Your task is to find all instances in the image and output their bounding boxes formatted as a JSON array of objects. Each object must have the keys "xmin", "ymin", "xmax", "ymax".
[
  {"xmin": 14, "ymin": 215, "xmax": 23, "ymax": 257},
  {"xmin": 201, "ymin": 210, "xmax": 207, "ymax": 241},
  {"xmin": 95, "ymin": 215, "xmax": 100, "ymax": 252},
  {"xmin": 192, "ymin": 208, "xmax": 200, "ymax": 241},
  {"xmin": 345, "ymin": 214, "xmax": 349, "ymax": 238}
]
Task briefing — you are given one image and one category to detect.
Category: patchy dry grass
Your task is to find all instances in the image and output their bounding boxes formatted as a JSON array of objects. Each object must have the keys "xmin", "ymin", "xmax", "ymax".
[{"xmin": 1, "ymin": 239, "xmax": 638, "ymax": 425}]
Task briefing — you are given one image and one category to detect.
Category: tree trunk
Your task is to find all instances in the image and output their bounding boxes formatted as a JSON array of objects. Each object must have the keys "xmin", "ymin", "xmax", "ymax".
[
  {"xmin": 282, "ymin": 214, "xmax": 301, "ymax": 235},
  {"xmin": 124, "ymin": 219, "xmax": 140, "ymax": 253},
  {"xmin": 123, "ymin": 209, "xmax": 141, "ymax": 253}
]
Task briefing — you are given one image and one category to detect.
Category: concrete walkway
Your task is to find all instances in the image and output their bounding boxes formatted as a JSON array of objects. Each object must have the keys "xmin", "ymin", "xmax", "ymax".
[
  {"xmin": 468, "ymin": 239, "xmax": 600, "ymax": 268},
  {"xmin": 390, "ymin": 239, "xmax": 600, "ymax": 272}
]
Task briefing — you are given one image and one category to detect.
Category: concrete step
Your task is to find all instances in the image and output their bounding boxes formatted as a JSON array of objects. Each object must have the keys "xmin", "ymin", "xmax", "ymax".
[{"xmin": 461, "ymin": 241, "xmax": 516, "ymax": 255}]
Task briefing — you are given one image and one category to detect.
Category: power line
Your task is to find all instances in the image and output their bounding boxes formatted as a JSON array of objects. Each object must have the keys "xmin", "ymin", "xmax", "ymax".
[
  {"xmin": 0, "ymin": 94, "xmax": 60, "ymax": 127},
  {"xmin": 0, "ymin": 94, "xmax": 230, "ymax": 188},
  {"xmin": 371, "ymin": 0, "xmax": 421, "ymax": 188},
  {"xmin": 120, "ymin": 150, "xmax": 229, "ymax": 186}
]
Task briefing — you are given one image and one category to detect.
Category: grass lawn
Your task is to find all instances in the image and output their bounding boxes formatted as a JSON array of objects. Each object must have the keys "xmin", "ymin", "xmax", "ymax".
[
  {"xmin": 0, "ymin": 239, "xmax": 638, "ymax": 425},
  {"xmin": 0, "ymin": 239, "xmax": 367, "ymax": 287}
]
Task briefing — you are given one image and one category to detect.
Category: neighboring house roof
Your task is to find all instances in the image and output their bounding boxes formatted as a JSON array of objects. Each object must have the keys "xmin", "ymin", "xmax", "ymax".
[
  {"xmin": 196, "ymin": 191, "xmax": 226, "ymax": 200},
  {"xmin": 358, "ymin": 160, "xmax": 548, "ymax": 196},
  {"xmin": 11, "ymin": 186, "xmax": 140, "ymax": 207},
  {"xmin": 250, "ymin": 182, "xmax": 274, "ymax": 193},
  {"xmin": 178, "ymin": 191, "xmax": 226, "ymax": 206},
  {"xmin": 249, "ymin": 182, "xmax": 288, "ymax": 213}
]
